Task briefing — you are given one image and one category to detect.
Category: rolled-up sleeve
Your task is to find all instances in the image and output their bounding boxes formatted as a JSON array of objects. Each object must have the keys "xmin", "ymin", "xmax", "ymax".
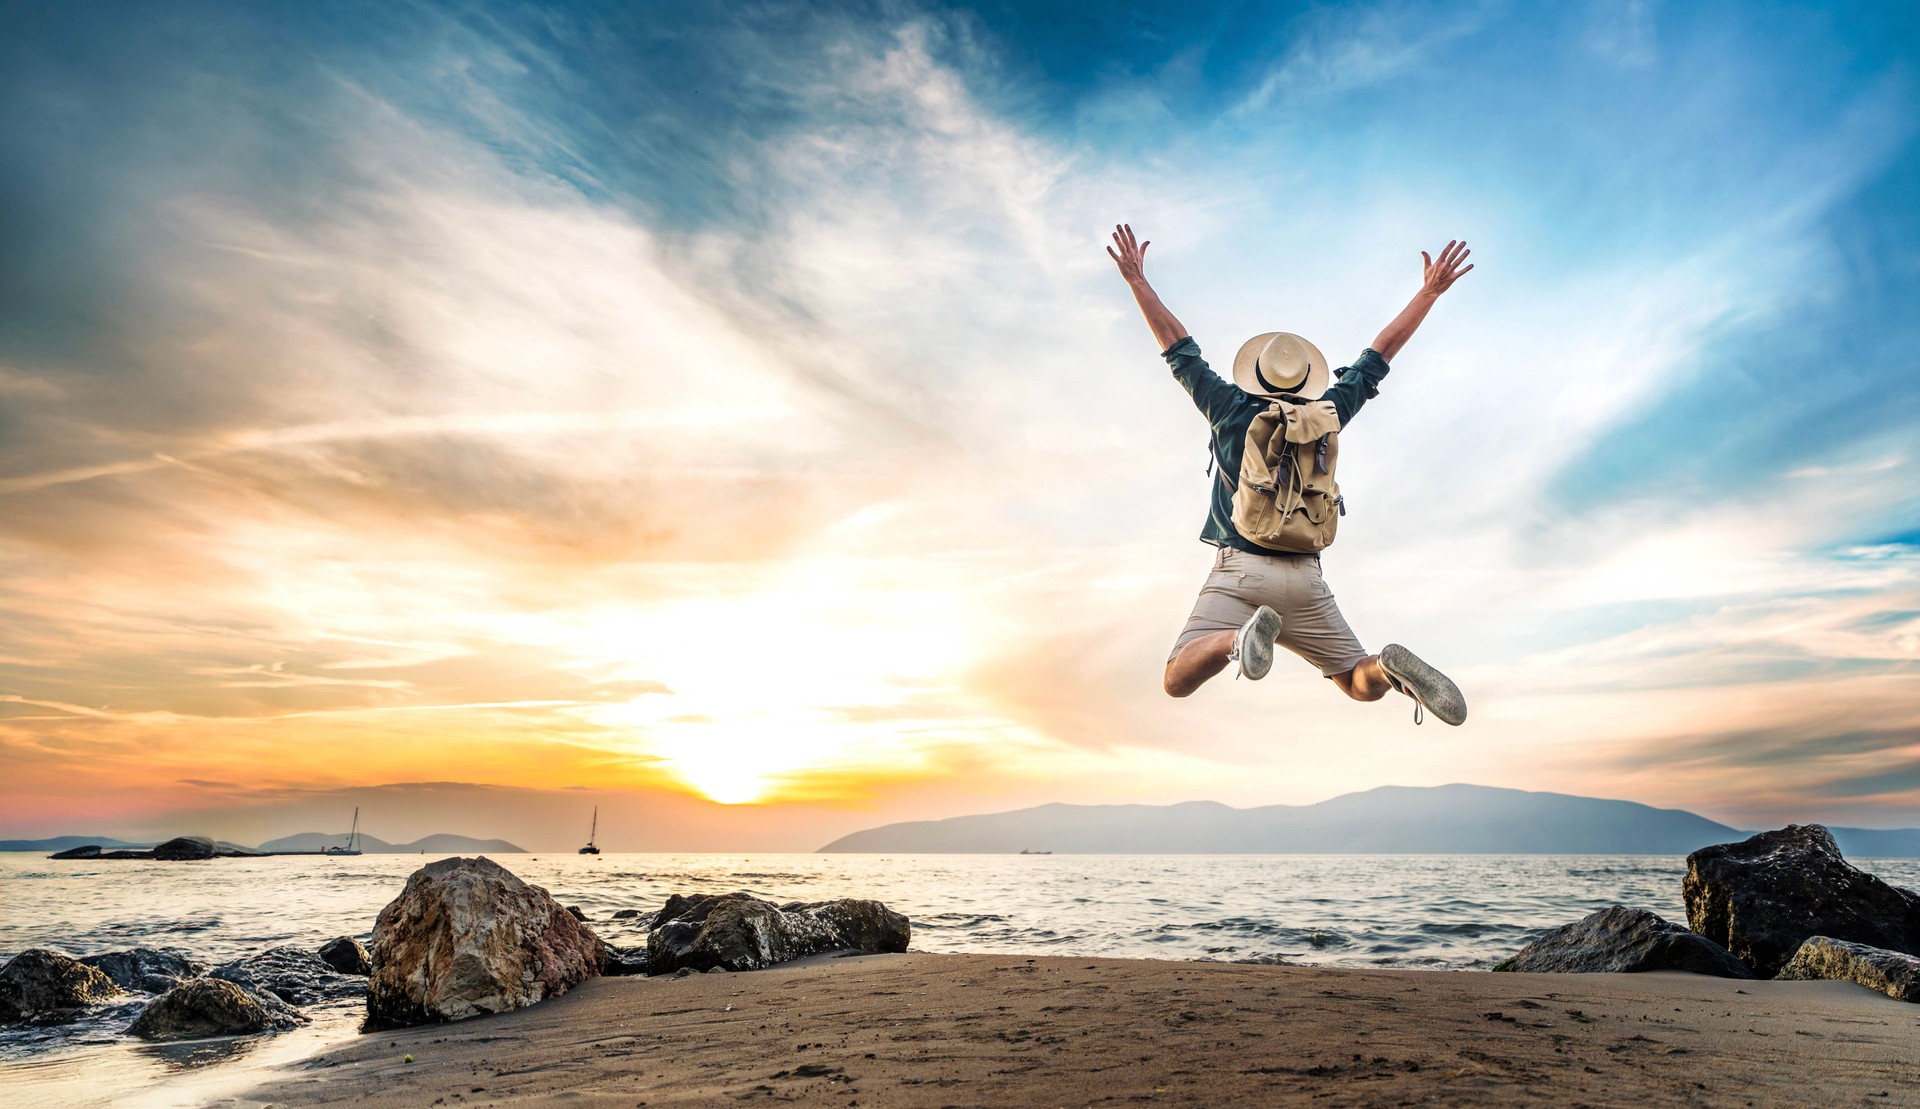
[
  {"xmin": 1324, "ymin": 348, "xmax": 1391, "ymax": 428},
  {"xmin": 1163, "ymin": 337, "xmax": 1244, "ymax": 431}
]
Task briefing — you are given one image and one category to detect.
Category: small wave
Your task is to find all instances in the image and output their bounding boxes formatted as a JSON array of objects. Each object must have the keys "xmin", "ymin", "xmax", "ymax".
[
  {"xmin": 916, "ymin": 913, "xmax": 1009, "ymax": 928},
  {"xmin": 1414, "ymin": 921, "xmax": 1507, "ymax": 937}
]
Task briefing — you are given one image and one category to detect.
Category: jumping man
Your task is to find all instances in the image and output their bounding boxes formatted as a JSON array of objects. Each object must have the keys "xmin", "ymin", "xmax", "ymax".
[{"xmin": 1108, "ymin": 224, "xmax": 1473, "ymax": 724}]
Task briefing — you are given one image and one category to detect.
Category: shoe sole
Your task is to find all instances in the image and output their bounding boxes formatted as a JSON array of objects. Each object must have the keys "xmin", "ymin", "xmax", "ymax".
[
  {"xmin": 1235, "ymin": 606, "xmax": 1282, "ymax": 681},
  {"xmin": 1379, "ymin": 643, "xmax": 1467, "ymax": 725}
]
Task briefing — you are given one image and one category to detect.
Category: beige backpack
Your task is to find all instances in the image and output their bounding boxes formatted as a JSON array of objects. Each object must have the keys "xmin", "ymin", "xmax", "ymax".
[{"xmin": 1228, "ymin": 397, "xmax": 1345, "ymax": 553}]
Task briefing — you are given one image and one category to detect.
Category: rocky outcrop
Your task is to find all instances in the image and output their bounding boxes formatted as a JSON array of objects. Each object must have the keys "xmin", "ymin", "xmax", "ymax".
[
  {"xmin": 128, "ymin": 978, "xmax": 305, "ymax": 1040},
  {"xmin": 611, "ymin": 908, "xmax": 642, "ymax": 920},
  {"xmin": 646, "ymin": 893, "xmax": 910, "ymax": 974},
  {"xmin": 152, "ymin": 835, "xmax": 218, "ymax": 860},
  {"xmin": 1492, "ymin": 906, "xmax": 1754, "ymax": 977},
  {"xmin": 211, "ymin": 947, "xmax": 363, "ymax": 1005},
  {"xmin": 365, "ymin": 856, "xmax": 605, "ymax": 1028},
  {"xmin": 0, "ymin": 949, "xmax": 124, "ymax": 1023},
  {"xmin": 317, "ymin": 936, "xmax": 372, "ymax": 976},
  {"xmin": 1684, "ymin": 825, "xmax": 1920, "ymax": 978},
  {"xmin": 51, "ymin": 836, "xmax": 262, "ymax": 861},
  {"xmin": 1776, "ymin": 936, "xmax": 1920, "ymax": 1002},
  {"xmin": 566, "ymin": 906, "xmax": 587, "ymax": 921},
  {"xmin": 79, "ymin": 948, "xmax": 204, "ymax": 994}
]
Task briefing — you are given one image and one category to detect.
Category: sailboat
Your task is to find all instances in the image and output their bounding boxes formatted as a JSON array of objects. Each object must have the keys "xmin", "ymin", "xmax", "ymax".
[
  {"xmin": 324, "ymin": 807, "xmax": 363, "ymax": 856},
  {"xmin": 578, "ymin": 806, "xmax": 601, "ymax": 855}
]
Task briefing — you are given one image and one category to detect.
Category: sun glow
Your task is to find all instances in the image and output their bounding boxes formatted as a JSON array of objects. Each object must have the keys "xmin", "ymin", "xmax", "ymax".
[{"xmin": 574, "ymin": 555, "xmax": 985, "ymax": 803}]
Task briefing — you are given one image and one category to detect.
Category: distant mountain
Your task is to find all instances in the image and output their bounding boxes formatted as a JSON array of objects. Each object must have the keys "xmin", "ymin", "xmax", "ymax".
[
  {"xmin": 0, "ymin": 836, "xmax": 150, "ymax": 853},
  {"xmin": 1828, "ymin": 827, "xmax": 1920, "ymax": 857},
  {"xmin": 256, "ymin": 831, "xmax": 526, "ymax": 854},
  {"xmin": 400, "ymin": 834, "xmax": 527, "ymax": 854},
  {"xmin": 817, "ymin": 784, "xmax": 1920, "ymax": 857}
]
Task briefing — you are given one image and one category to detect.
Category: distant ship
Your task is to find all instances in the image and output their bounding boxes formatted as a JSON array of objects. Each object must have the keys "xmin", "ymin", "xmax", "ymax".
[
  {"xmin": 578, "ymin": 806, "xmax": 601, "ymax": 855},
  {"xmin": 1019, "ymin": 849, "xmax": 1052, "ymax": 855},
  {"xmin": 324, "ymin": 807, "xmax": 363, "ymax": 856}
]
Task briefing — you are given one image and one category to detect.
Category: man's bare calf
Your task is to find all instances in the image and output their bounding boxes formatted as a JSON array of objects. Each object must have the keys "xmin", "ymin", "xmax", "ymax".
[
  {"xmin": 1163, "ymin": 630, "xmax": 1235, "ymax": 697},
  {"xmin": 1164, "ymin": 634, "xmax": 1395, "ymax": 701}
]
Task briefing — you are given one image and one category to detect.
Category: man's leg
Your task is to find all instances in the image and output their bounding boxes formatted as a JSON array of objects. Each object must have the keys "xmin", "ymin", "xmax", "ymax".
[
  {"xmin": 1165, "ymin": 548, "xmax": 1275, "ymax": 697},
  {"xmin": 1164, "ymin": 629, "xmax": 1235, "ymax": 697},
  {"xmin": 1280, "ymin": 560, "xmax": 1458, "ymax": 719},
  {"xmin": 1330, "ymin": 655, "xmax": 1394, "ymax": 701}
]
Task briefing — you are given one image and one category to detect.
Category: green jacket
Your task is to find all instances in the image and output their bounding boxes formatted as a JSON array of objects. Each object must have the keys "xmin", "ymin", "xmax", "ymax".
[{"xmin": 1163, "ymin": 336, "xmax": 1391, "ymax": 554}]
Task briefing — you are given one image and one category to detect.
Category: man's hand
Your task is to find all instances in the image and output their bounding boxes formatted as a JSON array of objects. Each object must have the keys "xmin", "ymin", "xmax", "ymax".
[
  {"xmin": 1370, "ymin": 238, "xmax": 1475, "ymax": 362},
  {"xmin": 1419, "ymin": 239, "xmax": 1474, "ymax": 297},
  {"xmin": 1107, "ymin": 223, "xmax": 1151, "ymax": 285},
  {"xmin": 1110, "ymin": 222, "xmax": 1189, "ymax": 351}
]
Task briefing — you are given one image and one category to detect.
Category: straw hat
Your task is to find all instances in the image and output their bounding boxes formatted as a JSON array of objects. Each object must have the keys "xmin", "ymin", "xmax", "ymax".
[{"xmin": 1232, "ymin": 332, "xmax": 1330, "ymax": 400}]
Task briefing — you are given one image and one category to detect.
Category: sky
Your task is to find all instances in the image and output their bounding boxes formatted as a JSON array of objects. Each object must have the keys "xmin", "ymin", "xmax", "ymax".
[{"xmin": 1, "ymin": 0, "xmax": 1917, "ymax": 850}]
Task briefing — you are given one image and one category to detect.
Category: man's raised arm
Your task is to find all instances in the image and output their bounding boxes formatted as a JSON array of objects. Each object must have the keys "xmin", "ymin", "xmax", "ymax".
[
  {"xmin": 1369, "ymin": 240, "xmax": 1474, "ymax": 363},
  {"xmin": 1108, "ymin": 224, "xmax": 1189, "ymax": 351}
]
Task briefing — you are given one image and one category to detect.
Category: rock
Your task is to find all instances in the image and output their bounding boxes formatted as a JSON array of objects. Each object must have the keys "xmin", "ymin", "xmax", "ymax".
[
  {"xmin": 211, "ymin": 947, "xmax": 363, "ymax": 1005},
  {"xmin": 317, "ymin": 937, "xmax": 372, "ymax": 976},
  {"xmin": 151, "ymin": 835, "xmax": 219, "ymax": 860},
  {"xmin": 646, "ymin": 892, "xmax": 910, "ymax": 974},
  {"xmin": 566, "ymin": 905, "xmax": 587, "ymax": 921},
  {"xmin": 649, "ymin": 894, "xmax": 696, "ymax": 930},
  {"xmin": 48, "ymin": 845, "xmax": 102, "ymax": 859},
  {"xmin": 1684, "ymin": 825, "xmax": 1920, "ymax": 978},
  {"xmin": 0, "ymin": 949, "xmax": 124, "ymax": 1024},
  {"xmin": 611, "ymin": 909, "xmax": 642, "ymax": 920},
  {"xmin": 365, "ymin": 856, "xmax": 605, "ymax": 1028},
  {"xmin": 79, "ymin": 948, "xmax": 204, "ymax": 993},
  {"xmin": 1776, "ymin": 936, "xmax": 1920, "ymax": 1002},
  {"xmin": 128, "ymin": 978, "xmax": 305, "ymax": 1040},
  {"xmin": 1491, "ymin": 906, "xmax": 1754, "ymax": 977},
  {"xmin": 601, "ymin": 943, "xmax": 648, "ymax": 977}
]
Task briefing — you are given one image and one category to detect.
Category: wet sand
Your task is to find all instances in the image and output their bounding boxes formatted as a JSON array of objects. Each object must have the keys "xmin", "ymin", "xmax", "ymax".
[{"xmin": 233, "ymin": 953, "xmax": 1920, "ymax": 1107}]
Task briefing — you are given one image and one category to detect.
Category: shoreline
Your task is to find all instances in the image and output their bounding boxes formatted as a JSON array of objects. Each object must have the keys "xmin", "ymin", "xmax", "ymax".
[{"xmin": 218, "ymin": 952, "xmax": 1920, "ymax": 1107}]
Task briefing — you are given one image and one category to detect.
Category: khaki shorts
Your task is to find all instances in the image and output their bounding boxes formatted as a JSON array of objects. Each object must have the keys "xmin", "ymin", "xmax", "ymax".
[{"xmin": 1168, "ymin": 546, "xmax": 1370, "ymax": 678}]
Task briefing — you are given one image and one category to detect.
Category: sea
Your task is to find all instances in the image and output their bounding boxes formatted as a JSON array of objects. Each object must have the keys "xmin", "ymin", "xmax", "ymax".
[{"xmin": 4, "ymin": 850, "xmax": 1918, "ymax": 1106}]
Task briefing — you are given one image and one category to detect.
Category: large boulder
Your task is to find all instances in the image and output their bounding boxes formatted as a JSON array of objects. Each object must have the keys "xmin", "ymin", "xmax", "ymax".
[
  {"xmin": 151, "ymin": 835, "xmax": 218, "ymax": 860},
  {"xmin": 1683, "ymin": 825, "xmax": 1920, "ymax": 978},
  {"xmin": 211, "ymin": 947, "xmax": 364, "ymax": 1005},
  {"xmin": 79, "ymin": 948, "xmax": 204, "ymax": 994},
  {"xmin": 365, "ymin": 856, "xmax": 605, "ymax": 1029},
  {"xmin": 1491, "ymin": 906, "xmax": 1754, "ymax": 977},
  {"xmin": 0, "ymin": 949, "xmax": 125, "ymax": 1023},
  {"xmin": 317, "ymin": 936, "xmax": 372, "ymax": 976},
  {"xmin": 1776, "ymin": 936, "xmax": 1920, "ymax": 1003},
  {"xmin": 647, "ymin": 893, "xmax": 910, "ymax": 974},
  {"xmin": 128, "ymin": 978, "xmax": 305, "ymax": 1040}
]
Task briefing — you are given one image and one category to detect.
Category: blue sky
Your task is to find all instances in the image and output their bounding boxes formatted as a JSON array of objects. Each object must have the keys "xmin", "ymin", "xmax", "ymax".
[{"xmin": 0, "ymin": 0, "xmax": 1916, "ymax": 845}]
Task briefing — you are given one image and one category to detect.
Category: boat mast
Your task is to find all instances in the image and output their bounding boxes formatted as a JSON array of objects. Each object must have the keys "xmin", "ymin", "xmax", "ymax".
[
  {"xmin": 589, "ymin": 805, "xmax": 597, "ymax": 848},
  {"xmin": 348, "ymin": 806, "xmax": 359, "ymax": 852}
]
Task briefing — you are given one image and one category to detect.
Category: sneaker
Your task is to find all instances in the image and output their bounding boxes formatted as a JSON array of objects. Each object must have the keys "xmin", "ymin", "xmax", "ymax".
[
  {"xmin": 1378, "ymin": 643, "xmax": 1467, "ymax": 726},
  {"xmin": 1229, "ymin": 606, "xmax": 1283, "ymax": 681}
]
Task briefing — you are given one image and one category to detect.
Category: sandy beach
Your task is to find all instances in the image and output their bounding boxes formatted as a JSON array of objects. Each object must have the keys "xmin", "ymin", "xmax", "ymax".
[{"xmin": 229, "ymin": 953, "xmax": 1920, "ymax": 1107}]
